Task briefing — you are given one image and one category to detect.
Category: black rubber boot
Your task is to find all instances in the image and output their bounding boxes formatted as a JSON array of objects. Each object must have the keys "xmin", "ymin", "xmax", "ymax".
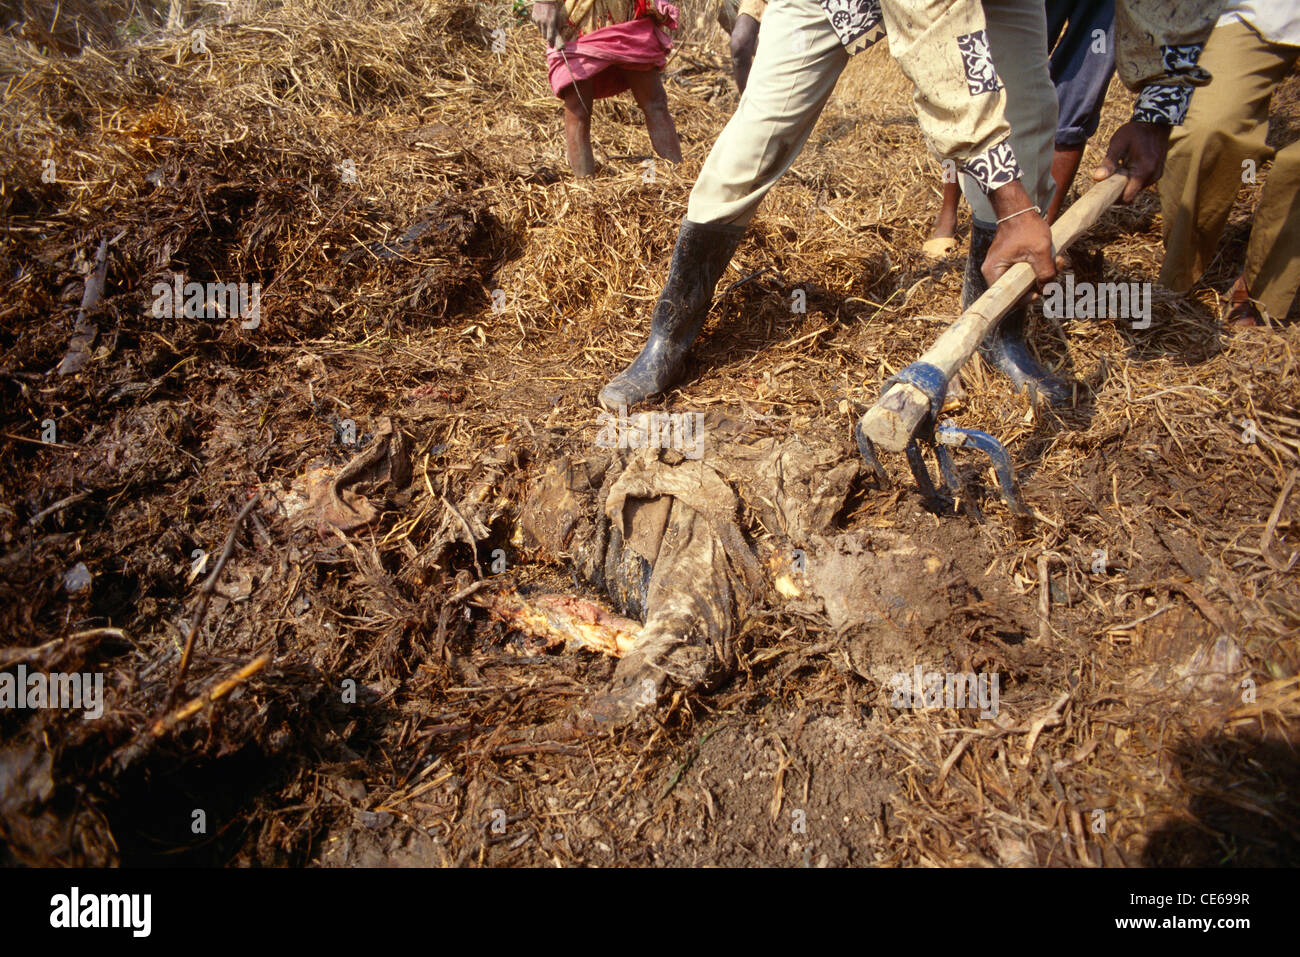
[
  {"xmin": 965, "ymin": 223, "xmax": 1072, "ymax": 407},
  {"xmin": 598, "ymin": 219, "xmax": 745, "ymax": 410}
]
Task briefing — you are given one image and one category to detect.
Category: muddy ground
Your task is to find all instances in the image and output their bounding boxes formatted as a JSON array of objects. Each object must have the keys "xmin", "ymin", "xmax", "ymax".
[{"xmin": 1, "ymin": 1, "xmax": 1298, "ymax": 867}]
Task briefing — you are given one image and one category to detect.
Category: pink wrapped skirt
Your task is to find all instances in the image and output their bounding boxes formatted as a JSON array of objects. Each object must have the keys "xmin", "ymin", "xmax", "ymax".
[{"xmin": 546, "ymin": 4, "xmax": 678, "ymax": 100}]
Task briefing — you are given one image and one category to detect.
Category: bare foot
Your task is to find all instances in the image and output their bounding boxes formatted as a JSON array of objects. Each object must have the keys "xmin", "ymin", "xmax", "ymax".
[
  {"xmin": 1045, "ymin": 145, "xmax": 1085, "ymax": 225},
  {"xmin": 1225, "ymin": 275, "xmax": 1263, "ymax": 327}
]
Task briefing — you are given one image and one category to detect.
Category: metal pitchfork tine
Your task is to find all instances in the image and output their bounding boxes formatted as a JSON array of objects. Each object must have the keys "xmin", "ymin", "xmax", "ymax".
[
  {"xmin": 856, "ymin": 368, "xmax": 1026, "ymax": 518},
  {"xmin": 853, "ymin": 172, "xmax": 1132, "ymax": 519}
]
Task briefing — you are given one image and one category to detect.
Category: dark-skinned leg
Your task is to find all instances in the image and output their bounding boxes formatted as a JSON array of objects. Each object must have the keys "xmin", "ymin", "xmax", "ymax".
[
  {"xmin": 562, "ymin": 79, "xmax": 596, "ymax": 177},
  {"xmin": 1044, "ymin": 143, "xmax": 1085, "ymax": 224},
  {"xmin": 622, "ymin": 67, "xmax": 682, "ymax": 163}
]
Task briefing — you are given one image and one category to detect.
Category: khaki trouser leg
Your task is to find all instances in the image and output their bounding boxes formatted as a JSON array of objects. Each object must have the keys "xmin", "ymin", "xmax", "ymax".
[
  {"xmin": 1243, "ymin": 136, "xmax": 1300, "ymax": 319},
  {"xmin": 1242, "ymin": 65, "xmax": 1300, "ymax": 319},
  {"xmin": 686, "ymin": 0, "xmax": 848, "ymax": 227},
  {"xmin": 1159, "ymin": 19, "xmax": 1300, "ymax": 318},
  {"xmin": 960, "ymin": 0, "xmax": 1057, "ymax": 226}
]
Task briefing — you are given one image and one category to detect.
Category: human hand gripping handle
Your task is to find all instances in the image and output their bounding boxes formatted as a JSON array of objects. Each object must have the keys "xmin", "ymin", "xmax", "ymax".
[
  {"xmin": 858, "ymin": 172, "xmax": 1128, "ymax": 453},
  {"xmin": 983, "ymin": 180, "xmax": 1057, "ymax": 287}
]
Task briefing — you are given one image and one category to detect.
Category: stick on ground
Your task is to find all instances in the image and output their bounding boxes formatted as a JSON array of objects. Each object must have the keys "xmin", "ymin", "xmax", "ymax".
[{"xmin": 171, "ymin": 491, "xmax": 262, "ymax": 699}]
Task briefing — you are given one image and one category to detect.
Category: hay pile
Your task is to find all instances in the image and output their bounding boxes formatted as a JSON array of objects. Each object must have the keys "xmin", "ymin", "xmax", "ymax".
[{"xmin": 1, "ymin": 0, "xmax": 1297, "ymax": 866}]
